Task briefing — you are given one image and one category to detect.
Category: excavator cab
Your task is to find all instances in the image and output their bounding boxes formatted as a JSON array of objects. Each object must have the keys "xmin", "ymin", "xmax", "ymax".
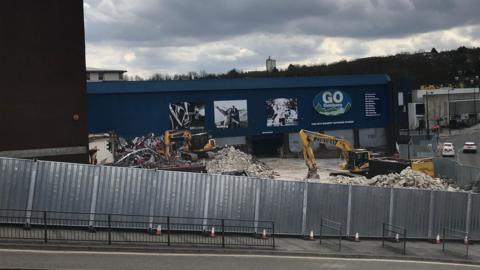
[
  {"xmin": 347, "ymin": 150, "xmax": 370, "ymax": 174},
  {"xmin": 190, "ymin": 132, "xmax": 215, "ymax": 152}
]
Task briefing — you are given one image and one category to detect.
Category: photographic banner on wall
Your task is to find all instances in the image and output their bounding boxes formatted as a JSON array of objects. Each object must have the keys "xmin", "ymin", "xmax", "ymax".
[
  {"xmin": 214, "ymin": 100, "xmax": 248, "ymax": 128},
  {"xmin": 266, "ymin": 98, "xmax": 298, "ymax": 127},
  {"xmin": 169, "ymin": 101, "xmax": 205, "ymax": 130}
]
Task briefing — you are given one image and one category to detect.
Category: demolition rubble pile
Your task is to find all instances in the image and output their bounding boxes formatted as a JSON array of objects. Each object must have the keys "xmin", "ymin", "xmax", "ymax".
[
  {"xmin": 206, "ymin": 147, "xmax": 278, "ymax": 178},
  {"xmin": 113, "ymin": 133, "xmax": 193, "ymax": 169},
  {"xmin": 323, "ymin": 167, "xmax": 460, "ymax": 191}
]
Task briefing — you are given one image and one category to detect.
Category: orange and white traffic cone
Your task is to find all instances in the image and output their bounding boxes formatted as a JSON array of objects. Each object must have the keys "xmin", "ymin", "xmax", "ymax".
[
  {"xmin": 464, "ymin": 235, "xmax": 469, "ymax": 245},
  {"xmin": 308, "ymin": 230, "xmax": 315, "ymax": 241},
  {"xmin": 261, "ymin": 229, "xmax": 268, "ymax": 240},
  {"xmin": 209, "ymin": 226, "xmax": 216, "ymax": 238},
  {"xmin": 354, "ymin": 232, "xmax": 360, "ymax": 242},
  {"xmin": 156, "ymin": 225, "xmax": 162, "ymax": 236},
  {"xmin": 435, "ymin": 234, "xmax": 441, "ymax": 244},
  {"xmin": 395, "ymin": 233, "xmax": 400, "ymax": 242}
]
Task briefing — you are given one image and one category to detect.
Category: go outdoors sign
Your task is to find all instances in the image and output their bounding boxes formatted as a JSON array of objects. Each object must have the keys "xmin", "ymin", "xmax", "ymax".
[{"xmin": 313, "ymin": 90, "xmax": 352, "ymax": 116}]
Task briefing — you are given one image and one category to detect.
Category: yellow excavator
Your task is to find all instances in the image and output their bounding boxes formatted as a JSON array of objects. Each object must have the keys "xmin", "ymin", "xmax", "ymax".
[
  {"xmin": 163, "ymin": 130, "xmax": 216, "ymax": 161},
  {"xmin": 299, "ymin": 129, "xmax": 370, "ymax": 178}
]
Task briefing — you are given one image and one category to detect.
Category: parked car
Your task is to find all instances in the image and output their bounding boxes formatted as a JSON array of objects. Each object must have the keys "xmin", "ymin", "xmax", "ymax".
[
  {"xmin": 463, "ymin": 142, "xmax": 477, "ymax": 153},
  {"xmin": 442, "ymin": 142, "xmax": 455, "ymax": 157}
]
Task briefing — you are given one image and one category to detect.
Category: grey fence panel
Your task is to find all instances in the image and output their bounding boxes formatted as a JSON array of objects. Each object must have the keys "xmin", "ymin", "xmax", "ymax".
[
  {"xmin": 456, "ymin": 165, "xmax": 480, "ymax": 188},
  {"xmin": 434, "ymin": 158, "xmax": 456, "ymax": 180},
  {"xmin": 350, "ymin": 185, "xmax": 390, "ymax": 237},
  {"xmin": 305, "ymin": 183, "xmax": 349, "ymax": 235},
  {"xmin": 455, "ymin": 165, "xmax": 470, "ymax": 188},
  {"xmin": 392, "ymin": 188, "xmax": 431, "ymax": 238},
  {"xmin": 95, "ymin": 166, "xmax": 153, "ymax": 216},
  {"xmin": 151, "ymin": 170, "xmax": 208, "ymax": 219},
  {"xmin": 2, "ymin": 156, "xmax": 480, "ymax": 239},
  {"xmin": 32, "ymin": 161, "xmax": 95, "ymax": 213},
  {"xmin": 469, "ymin": 194, "xmax": 480, "ymax": 240},
  {"xmin": 258, "ymin": 179, "xmax": 304, "ymax": 234},
  {"xmin": 399, "ymin": 144, "xmax": 434, "ymax": 159},
  {"xmin": 398, "ymin": 144, "xmax": 409, "ymax": 159},
  {"xmin": 0, "ymin": 158, "xmax": 33, "ymax": 210},
  {"xmin": 431, "ymin": 191, "xmax": 469, "ymax": 238},
  {"xmin": 207, "ymin": 174, "xmax": 256, "ymax": 221}
]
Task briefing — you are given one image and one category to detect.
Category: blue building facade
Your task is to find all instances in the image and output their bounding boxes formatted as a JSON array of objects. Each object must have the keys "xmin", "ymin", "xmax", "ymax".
[{"xmin": 87, "ymin": 74, "xmax": 394, "ymax": 152}]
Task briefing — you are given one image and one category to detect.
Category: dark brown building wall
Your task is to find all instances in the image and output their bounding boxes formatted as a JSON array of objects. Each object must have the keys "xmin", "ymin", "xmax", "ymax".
[{"xmin": 0, "ymin": 0, "xmax": 89, "ymax": 163}]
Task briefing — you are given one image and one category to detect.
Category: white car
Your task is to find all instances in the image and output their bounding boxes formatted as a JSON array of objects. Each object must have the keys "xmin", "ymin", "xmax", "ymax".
[
  {"xmin": 442, "ymin": 142, "xmax": 455, "ymax": 157},
  {"xmin": 463, "ymin": 142, "xmax": 477, "ymax": 153}
]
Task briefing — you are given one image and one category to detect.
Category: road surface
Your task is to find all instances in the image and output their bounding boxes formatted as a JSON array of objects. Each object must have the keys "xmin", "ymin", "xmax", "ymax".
[
  {"xmin": 437, "ymin": 131, "xmax": 480, "ymax": 168},
  {"xmin": 0, "ymin": 249, "xmax": 478, "ymax": 270}
]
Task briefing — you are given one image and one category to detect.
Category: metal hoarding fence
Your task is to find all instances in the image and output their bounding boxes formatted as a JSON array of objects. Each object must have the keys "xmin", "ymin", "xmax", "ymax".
[{"xmin": 0, "ymin": 157, "xmax": 478, "ymax": 239}]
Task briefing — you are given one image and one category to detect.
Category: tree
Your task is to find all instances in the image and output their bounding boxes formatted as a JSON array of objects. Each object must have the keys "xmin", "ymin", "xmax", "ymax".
[
  {"xmin": 225, "ymin": 68, "xmax": 241, "ymax": 78},
  {"xmin": 149, "ymin": 73, "xmax": 163, "ymax": 80},
  {"xmin": 187, "ymin": 71, "xmax": 199, "ymax": 80}
]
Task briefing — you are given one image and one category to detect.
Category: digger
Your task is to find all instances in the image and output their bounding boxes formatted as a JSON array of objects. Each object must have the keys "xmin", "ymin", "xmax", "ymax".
[
  {"xmin": 299, "ymin": 129, "xmax": 434, "ymax": 179},
  {"xmin": 299, "ymin": 129, "xmax": 370, "ymax": 178},
  {"xmin": 163, "ymin": 129, "xmax": 216, "ymax": 161}
]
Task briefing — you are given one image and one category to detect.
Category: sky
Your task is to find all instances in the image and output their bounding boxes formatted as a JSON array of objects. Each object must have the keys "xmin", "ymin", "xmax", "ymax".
[{"xmin": 83, "ymin": 0, "xmax": 480, "ymax": 78}]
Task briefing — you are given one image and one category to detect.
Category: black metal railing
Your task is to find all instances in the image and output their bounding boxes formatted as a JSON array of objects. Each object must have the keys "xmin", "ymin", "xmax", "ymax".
[
  {"xmin": 0, "ymin": 209, "xmax": 274, "ymax": 249},
  {"xmin": 319, "ymin": 217, "xmax": 342, "ymax": 251},
  {"xmin": 442, "ymin": 227, "xmax": 469, "ymax": 259},
  {"xmin": 382, "ymin": 223, "xmax": 406, "ymax": 255}
]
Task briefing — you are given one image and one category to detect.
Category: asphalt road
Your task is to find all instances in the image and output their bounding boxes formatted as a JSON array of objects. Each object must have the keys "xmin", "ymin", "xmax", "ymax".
[
  {"xmin": 0, "ymin": 250, "xmax": 478, "ymax": 270},
  {"xmin": 437, "ymin": 131, "xmax": 480, "ymax": 168}
]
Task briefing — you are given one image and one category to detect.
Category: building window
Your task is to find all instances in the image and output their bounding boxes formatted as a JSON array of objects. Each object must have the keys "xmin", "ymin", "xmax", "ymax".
[
  {"xmin": 99, "ymin": 73, "xmax": 104, "ymax": 81},
  {"xmin": 415, "ymin": 103, "xmax": 425, "ymax": 115}
]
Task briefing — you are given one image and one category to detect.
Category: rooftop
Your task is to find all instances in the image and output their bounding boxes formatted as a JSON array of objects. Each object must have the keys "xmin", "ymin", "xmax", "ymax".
[
  {"xmin": 86, "ymin": 67, "xmax": 127, "ymax": 73},
  {"xmin": 87, "ymin": 74, "xmax": 390, "ymax": 94},
  {"xmin": 414, "ymin": 87, "xmax": 478, "ymax": 98}
]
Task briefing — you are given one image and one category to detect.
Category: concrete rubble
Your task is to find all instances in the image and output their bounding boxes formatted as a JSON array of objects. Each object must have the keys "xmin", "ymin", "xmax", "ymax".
[
  {"xmin": 206, "ymin": 146, "xmax": 279, "ymax": 178},
  {"xmin": 114, "ymin": 133, "xmax": 164, "ymax": 168},
  {"xmin": 110, "ymin": 136, "xmax": 461, "ymax": 191},
  {"xmin": 113, "ymin": 133, "xmax": 203, "ymax": 170},
  {"xmin": 321, "ymin": 167, "xmax": 460, "ymax": 191}
]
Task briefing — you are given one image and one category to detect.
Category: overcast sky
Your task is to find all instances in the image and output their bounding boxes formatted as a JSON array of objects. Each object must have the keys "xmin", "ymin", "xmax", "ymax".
[{"xmin": 83, "ymin": 0, "xmax": 480, "ymax": 78}]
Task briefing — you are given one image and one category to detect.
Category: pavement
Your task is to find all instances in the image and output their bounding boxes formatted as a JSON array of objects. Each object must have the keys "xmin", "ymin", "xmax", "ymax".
[
  {"xmin": 1, "ymin": 236, "xmax": 479, "ymax": 266},
  {"xmin": 1, "ymin": 249, "xmax": 479, "ymax": 270}
]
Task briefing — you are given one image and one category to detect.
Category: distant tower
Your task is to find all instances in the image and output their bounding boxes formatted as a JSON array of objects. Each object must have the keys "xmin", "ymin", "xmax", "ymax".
[{"xmin": 266, "ymin": 56, "xmax": 276, "ymax": 72}]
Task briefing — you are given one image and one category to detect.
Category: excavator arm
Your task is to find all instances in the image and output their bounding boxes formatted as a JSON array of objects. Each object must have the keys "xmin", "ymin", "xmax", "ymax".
[
  {"xmin": 163, "ymin": 130, "xmax": 192, "ymax": 160},
  {"xmin": 299, "ymin": 130, "xmax": 319, "ymax": 178},
  {"xmin": 299, "ymin": 129, "xmax": 355, "ymax": 179}
]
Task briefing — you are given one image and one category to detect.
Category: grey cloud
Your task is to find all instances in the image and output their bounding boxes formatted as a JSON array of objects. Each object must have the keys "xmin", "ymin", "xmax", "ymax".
[
  {"xmin": 84, "ymin": 0, "xmax": 480, "ymax": 75},
  {"xmin": 85, "ymin": 0, "xmax": 480, "ymax": 45},
  {"xmin": 119, "ymin": 35, "xmax": 325, "ymax": 74}
]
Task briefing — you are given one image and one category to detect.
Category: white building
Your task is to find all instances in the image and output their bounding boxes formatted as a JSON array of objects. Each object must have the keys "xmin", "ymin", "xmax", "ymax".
[
  {"xmin": 88, "ymin": 133, "xmax": 114, "ymax": 164},
  {"xmin": 266, "ymin": 57, "xmax": 276, "ymax": 72},
  {"xmin": 409, "ymin": 87, "xmax": 480, "ymax": 130},
  {"xmin": 87, "ymin": 67, "xmax": 126, "ymax": 82}
]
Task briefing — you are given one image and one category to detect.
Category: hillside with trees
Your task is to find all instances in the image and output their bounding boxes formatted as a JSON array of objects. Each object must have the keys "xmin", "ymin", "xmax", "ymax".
[{"xmin": 130, "ymin": 47, "xmax": 480, "ymax": 89}]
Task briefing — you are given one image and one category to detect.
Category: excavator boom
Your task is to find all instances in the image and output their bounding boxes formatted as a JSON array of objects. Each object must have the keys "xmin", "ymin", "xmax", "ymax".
[{"xmin": 299, "ymin": 129, "xmax": 369, "ymax": 179}]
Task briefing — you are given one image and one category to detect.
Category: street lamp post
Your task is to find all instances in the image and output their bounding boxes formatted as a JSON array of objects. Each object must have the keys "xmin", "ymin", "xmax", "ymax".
[
  {"xmin": 471, "ymin": 79, "xmax": 477, "ymax": 125},
  {"xmin": 425, "ymin": 91, "xmax": 430, "ymax": 136},
  {"xmin": 448, "ymin": 88, "xmax": 452, "ymax": 135},
  {"xmin": 475, "ymin": 75, "xmax": 479, "ymax": 124}
]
